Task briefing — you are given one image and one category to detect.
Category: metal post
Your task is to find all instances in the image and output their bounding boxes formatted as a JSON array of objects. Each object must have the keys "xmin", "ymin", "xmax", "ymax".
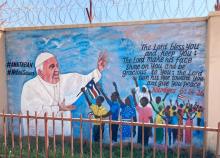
[
  {"xmin": 120, "ymin": 118, "xmax": 123, "ymax": 158},
  {"xmin": 44, "ymin": 112, "xmax": 49, "ymax": 158},
  {"xmin": 10, "ymin": 112, "xmax": 15, "ymax": 157},
  {"xmin": 19, "ymin": 112, "xmax": 23, "ymax": 158},
  {"xmin": 52, "ymin": 112, "xmax": 56, "ymax": 158},
  {"xmin": 71, "ymin": 115, "xmax": 74, "ymax": 158},
  {"xmin": 189, "ymin": 124, "xmax": 193, "ymax": 158},
  {"xmin": 165, "ymin": 123, "xmax": 168, "ymax": 158},
  {"xmin": 109, "ymin": 117, "xmax": 112, "ymax": 158},
  {"xmin": 153, "ymin": 123, "xmax": 156, "ymax": 158},
  {"xmin": 61, "ymin": 113, "xmax": 64, "ymax": 158},
  {"xmin": 100, "ymin": 116, "xmax": 103, "ymax": 158},
  {"xmin": 86, "ymin": 0, "xmax": 93, "ymax": 23},
  {"xmin": 177, "ymin": 124, "xmax": 180, "ymax": 158},
  {"xmin": 27, "ymin": 111, "xmax": 30, "ymax": 158},
  {"xmin": 80, "ymin": 114, "xmax": 83, "ymax": 158},
  {"xmin": 35, "ymin": 112, "xmax": 38, "ymax": 158},
  {"xmin": 142, "ymin": 122, "xmax": 144, "ymax": 158},
  {"xmin": 130, "ymin": 119, "xmax": 133, "ymax": 158},
  {"xmin": 3, "ymin": 111, "xmax": 7, "ymax": 157},
  {"xmin": 89, "ymin": 115, "xmax": 93, "ymax": 158}
]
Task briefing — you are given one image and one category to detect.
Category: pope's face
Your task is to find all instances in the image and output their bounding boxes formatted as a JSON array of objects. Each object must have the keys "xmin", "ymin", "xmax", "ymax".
[{"xmin": 41, "ymin": 57, "xmax": 60, "ymax": 84}]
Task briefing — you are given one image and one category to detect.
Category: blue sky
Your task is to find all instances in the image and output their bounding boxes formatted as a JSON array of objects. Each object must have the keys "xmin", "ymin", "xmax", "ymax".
[{"xmin": 0, "ymin": 0, "xmax": 217, "ymax": 27}]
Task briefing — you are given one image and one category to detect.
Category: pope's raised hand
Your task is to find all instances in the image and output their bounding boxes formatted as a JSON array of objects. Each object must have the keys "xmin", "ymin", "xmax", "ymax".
[{"xmin": 97, "ymin": 52, "xmax": 107, "ymax": 72}]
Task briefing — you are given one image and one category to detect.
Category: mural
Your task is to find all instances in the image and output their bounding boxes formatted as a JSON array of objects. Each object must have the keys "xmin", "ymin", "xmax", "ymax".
[{"xmin": 5, "ymin": 21, "xmax": 206, "ymax": 146}]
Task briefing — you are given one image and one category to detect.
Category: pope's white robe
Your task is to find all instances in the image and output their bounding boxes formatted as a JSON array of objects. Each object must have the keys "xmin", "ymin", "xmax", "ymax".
[{"xmin": 21, "ymin": 69, "xmax": 101, "ymax": 136}]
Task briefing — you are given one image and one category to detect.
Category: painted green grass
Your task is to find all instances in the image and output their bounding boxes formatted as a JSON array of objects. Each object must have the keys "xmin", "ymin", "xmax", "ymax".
[{"xmin": 0, "ymin": 137, "xmax": 215, "ymax": 158}]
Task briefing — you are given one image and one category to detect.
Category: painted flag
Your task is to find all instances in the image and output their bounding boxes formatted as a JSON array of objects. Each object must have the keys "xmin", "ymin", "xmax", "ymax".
[
  {"xmin": 85, "ymin": 79, "xmax": 100, "ymax": 99},
  {"xmin": 178, "ymin": 94, "xmax": 187, "ymax": 100}
]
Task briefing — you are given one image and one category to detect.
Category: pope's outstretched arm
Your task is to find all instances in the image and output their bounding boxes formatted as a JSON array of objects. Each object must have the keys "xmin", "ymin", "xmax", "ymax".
[{"xmin": 61, "ymin": 52, "xmax": 107, "ymax": 104}]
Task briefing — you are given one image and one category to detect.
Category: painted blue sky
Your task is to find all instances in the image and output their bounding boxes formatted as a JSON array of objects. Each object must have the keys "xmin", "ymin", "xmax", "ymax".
[
  {"xmin": 5, "ymin": 21, "xmax": 207, "ymax": 141},
  {"xmin": 5, "ymin": 21, "xmax": 206, "ymax": 114}
]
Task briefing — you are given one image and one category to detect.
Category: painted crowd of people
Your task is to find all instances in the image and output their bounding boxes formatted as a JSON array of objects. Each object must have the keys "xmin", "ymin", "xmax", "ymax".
[{"xmin": 81, "ymin": 77, "xmax": 204, "ymax": 146}]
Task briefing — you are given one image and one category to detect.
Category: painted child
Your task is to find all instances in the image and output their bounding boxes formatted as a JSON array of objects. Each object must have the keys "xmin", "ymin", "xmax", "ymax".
[
  {"xmin": 98, "ymin": 83, "xmax": 120, "ymax": 142},
  {"xmin": 155, "ymin": 106, "xmax": 165, "ymax": 144},
  {"xmin": 132, "ymin": 89, "xmax": 153, "ymax": 146},
  {"xmin": 114, "ymin": 82, "xmax": 136, "ymax": 141},
  {"xmin": 185, "ymin": 108, "xmax": 196, "ymax": 144},
  {"xmin": 81, "ymin": 87, "xmax": 111, "ymax": 142}
]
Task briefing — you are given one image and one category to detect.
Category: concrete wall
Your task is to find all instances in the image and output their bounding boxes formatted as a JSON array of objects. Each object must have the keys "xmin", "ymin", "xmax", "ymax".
[
  {"xmin": 0, "ymin": 30, "xmax": 7, "ymax": 135},
  {"xmin": 0, "ymin": 12, "xmax": 220, "ymax": 152},
  {"xmin": 0, "ymin": 30, "xmax": 6, "ymax": 112},
  {"xmin": 207, "ymin": 11, "xmax": 220, "ymax": 153}
]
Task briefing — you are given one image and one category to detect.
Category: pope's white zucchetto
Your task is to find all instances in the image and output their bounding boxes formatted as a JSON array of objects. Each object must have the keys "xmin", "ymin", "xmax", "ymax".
[{"xmin": 35, "ymin": 52, "xmax": 55, "ymax": 68}]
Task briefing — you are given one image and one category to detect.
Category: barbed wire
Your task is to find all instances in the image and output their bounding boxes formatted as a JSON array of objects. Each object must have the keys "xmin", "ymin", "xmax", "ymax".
[{"xmin": 0, "ymin": 0, "xmax": 217, "ymax": 27}]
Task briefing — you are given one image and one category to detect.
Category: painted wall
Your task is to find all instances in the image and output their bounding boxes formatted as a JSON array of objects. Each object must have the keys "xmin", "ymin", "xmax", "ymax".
[{"xmin": 2, "ymin": 20, "xmax": 207, "ymax": 146}]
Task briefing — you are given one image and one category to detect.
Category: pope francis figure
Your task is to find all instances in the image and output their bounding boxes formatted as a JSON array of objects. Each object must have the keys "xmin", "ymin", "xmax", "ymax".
[{"xmin": 21, "ymin": 52, "xmax": 107, "ymax": 136}]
